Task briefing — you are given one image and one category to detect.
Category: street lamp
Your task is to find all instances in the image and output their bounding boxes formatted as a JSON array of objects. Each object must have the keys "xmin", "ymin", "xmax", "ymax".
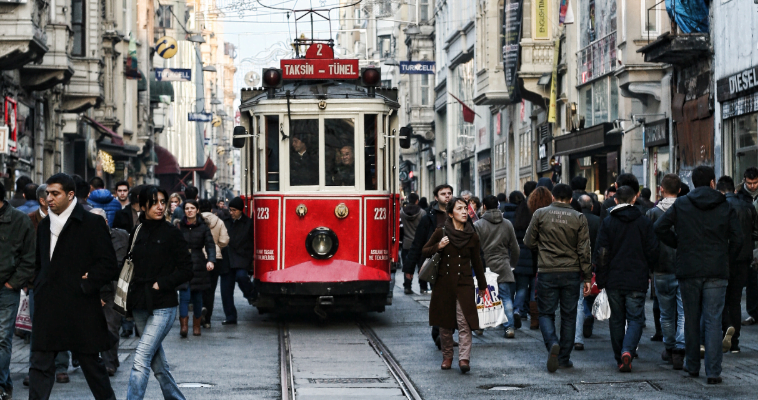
[
  {"xmin": 210, "ymin": 97, "xmax": 222, "ymax": 105},
  {"xmin": 187, "ymin": 34, "xmax": 205, "ymax": 44},
  {"xmin": 216, "ymin": 109, "xmax": 228, "ymax": 117},
  {"xmin": 202, "ymin": 65, "xmax": 217, "ymax": 73}
]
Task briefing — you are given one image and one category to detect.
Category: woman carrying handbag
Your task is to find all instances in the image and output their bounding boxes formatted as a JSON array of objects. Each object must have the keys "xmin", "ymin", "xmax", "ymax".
[
  {"xmin": 422, "ymin": 197, "xmax": 489, "ymax": 374},
  {"xmin": 125, "ymin": 186, "xmax": 193, "ymax": 400}
]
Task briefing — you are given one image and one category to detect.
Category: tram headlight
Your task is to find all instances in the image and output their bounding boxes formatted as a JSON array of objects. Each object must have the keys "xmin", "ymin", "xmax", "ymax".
[{"xmin": 306, "ymin": 227, "xmax": 339, "ymax": 260}]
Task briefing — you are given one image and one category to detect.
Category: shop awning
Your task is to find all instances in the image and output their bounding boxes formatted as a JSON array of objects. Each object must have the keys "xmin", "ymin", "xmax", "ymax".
[
  {"xmin": 137, "ymin": 70, "xmax": 147, "ymax": 91},
  {"xmin": 154, "ymin": 144, "xmax": 181, "ymax": 175},
  {"xmin": 149, "ymin": 70, "xmax": 174, "ymax": 103},
  {"xmin": 180, "ymin": 156, "xmax": 217, "ymax": 180},
  {"xmin": 82, "ymin": 115, "xmax": 124, "ymax": 146},
  {"xmin": 553, "ymin": 122, "xmax": 619, "ymax": 158}
]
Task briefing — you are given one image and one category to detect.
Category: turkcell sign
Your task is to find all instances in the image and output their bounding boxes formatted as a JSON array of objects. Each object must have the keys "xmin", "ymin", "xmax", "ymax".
[
  {"xmin": 155, "ymin": 68, "xmax": 191, "ymax": 82},
  {"xmin": 399, "ymin": 61, "xmax": 435, "ymax": 75},
  {"xmin": 188, "ymin": 112, "xmax": 213, "ymax": 122},
  {"xmin": 280, "ymin": 59, "xmax": 359, "ymax": 80}
]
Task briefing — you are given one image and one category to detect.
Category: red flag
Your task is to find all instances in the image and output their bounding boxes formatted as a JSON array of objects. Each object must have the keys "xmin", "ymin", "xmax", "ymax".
[{"xmin": 449, "ymin": 93, "xmax": 477, "ymax": 124}]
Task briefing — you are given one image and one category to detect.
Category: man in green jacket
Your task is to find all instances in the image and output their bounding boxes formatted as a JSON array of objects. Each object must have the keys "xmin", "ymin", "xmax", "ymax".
[
  {"xmin": 525, "ymin": 184, "xmax": 592, "ymax": 373},
  {"xmin": 0, "ymin": 182, "xmax": 36, "ymax": 398}
]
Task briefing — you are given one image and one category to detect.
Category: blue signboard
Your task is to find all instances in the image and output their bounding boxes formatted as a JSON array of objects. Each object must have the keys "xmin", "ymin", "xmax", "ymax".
[
  {"xmin": 399, "ymin": 61, "xmax": 435, "ymax": 75},
  {"xmin": 155, "ymin": 68, "xmax": 192, "ymax": 82},
  {"xmin": 188, "ymin": 112, "xmax": 213, "ymax": 122}
]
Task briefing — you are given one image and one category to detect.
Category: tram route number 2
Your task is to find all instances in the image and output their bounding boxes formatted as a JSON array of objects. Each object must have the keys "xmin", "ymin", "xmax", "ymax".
[
  {"xmin": 374, "ymin": 208, "xmax": 387, "ymax": 220},
  {"xmin": 256, "ymin": 207, "xmax": 270, "ymax": 220}
]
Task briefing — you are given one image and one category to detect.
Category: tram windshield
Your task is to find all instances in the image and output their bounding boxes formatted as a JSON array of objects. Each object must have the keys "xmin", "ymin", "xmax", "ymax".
[
  {"xmin": 326, "ymin": 119, "xmax": 355, "ymax": 187},
  {"xmin": 289, "ymin": 119, "xmax": 319, "ymax": 186}
]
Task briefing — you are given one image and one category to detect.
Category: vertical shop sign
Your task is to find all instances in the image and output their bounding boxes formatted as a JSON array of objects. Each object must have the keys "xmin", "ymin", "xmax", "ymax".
[
  {"xmin": 502, "ymin": 0, "xmax": 523, "ymax": 103},
  {"xmin": 534, "ymin": 0, "xmax": 550, "ymax": 39}
]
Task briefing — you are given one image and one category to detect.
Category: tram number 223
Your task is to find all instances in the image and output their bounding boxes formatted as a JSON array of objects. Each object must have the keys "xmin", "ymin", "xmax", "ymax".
[
  {"xmin": 373, "ymin": 208, "xmax": 387, "ymax": 220},
  {"xmin": 256, "ymin": 207, "xmax": 270, "ymax": 220}
]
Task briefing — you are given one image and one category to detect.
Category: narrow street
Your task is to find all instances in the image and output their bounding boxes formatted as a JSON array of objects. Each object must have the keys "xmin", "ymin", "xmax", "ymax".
[{"xmin": 10, "ymin": 270, "xmax": 758, "ymax": 399}]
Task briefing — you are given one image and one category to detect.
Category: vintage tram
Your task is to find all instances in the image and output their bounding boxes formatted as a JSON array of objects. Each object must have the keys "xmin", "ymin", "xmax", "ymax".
[{"xmin": 232, "ymin": 40, "xmax": 407, "ymax": 314}]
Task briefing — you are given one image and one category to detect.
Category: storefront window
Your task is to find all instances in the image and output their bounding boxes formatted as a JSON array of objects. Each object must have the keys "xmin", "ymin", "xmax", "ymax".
[
  {"xmin": 579, "ymin": 77, "xmax": 618, "ymax": 127},
  {"xmin": 729, "ymin": 113, "xmax": 758, "ymax": 177},
  {"xmin": 519, "ymin": 128, "xmax": 531, "ymax": 168},
  {"xmin": 649, "ymin": 146, "xmax": 670, "ymax": 200}
]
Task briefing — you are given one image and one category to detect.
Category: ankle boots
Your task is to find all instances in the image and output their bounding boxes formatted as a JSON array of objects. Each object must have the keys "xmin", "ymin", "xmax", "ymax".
[
  {"xmin": 193, "ymin": 317, "xmax": 202, "ymax": 336},
  {"xmin": 530, "ymin": 301, "xmax": 540, "ymax": 330},
  {"xmin": 180, "ymin": 317, "xmax": 189, "ymax": 338}
]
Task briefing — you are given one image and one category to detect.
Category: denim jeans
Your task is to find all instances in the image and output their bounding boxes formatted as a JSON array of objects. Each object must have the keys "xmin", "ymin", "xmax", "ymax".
[
  {"xmin": 178, "ymin": 286, "xmax": 203, "ymax": 318},
  {"xmin": 574, "ymin": 285, "xmax": 593, "ymax": 344},
  {"xmin": 537, "ymin": 272, "xmax": 581, "ymax": 365},
  {"xmin": 0, "ymin": 287, "xmax": 19, "ymax": 393},
  {"xmin": 220, "ymin": 269, "xmax": 254, "ymax": 322},
  {"xmin": 513, "ymin": 273, "xmax": 534, "ymax": 316},
  {"xmin": 606, "ymin": 289, "xmax": 646, "ymax": 364},
  {"xmin": 654, "ymin": 274, "xmax": 685, "ymax": 350},
  {"xmin": 497, "ymin": 283, "xmax": 515, "ymax": 330},
  {"xmin": 127, "ymin": 308, "xmax": 185, "ymax": 400},
  {"xmin": 679, "ymin": 278, "xmax": 728, "ymax": 378}
]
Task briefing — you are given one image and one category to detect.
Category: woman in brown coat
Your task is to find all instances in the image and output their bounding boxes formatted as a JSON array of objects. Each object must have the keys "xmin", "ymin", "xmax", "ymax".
[{"xmin": 422, "ymin": 197, "xmax": 489, "ymax": 373}]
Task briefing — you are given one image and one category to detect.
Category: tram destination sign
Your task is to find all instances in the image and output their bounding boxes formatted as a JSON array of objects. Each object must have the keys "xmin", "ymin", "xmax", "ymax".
[{"xmin": 281, "ymin": 59, "xmax": 359, "ymax": 80}]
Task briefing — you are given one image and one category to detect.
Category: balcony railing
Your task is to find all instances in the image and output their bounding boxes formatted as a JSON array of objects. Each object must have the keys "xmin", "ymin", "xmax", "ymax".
[{"xmin": 577, "ymin": 31, "xmax": 617, "ymax": 86}]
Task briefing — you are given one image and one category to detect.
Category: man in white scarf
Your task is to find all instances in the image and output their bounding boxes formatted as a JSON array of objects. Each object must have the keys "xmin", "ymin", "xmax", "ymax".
[{"xmin": 47, "ymin": 192, "xmax": 77, "ymax": 260}]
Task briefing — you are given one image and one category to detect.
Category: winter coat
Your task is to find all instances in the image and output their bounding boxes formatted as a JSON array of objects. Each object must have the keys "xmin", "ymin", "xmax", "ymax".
[
  {"xmin": 474, "ymin": 209, "xmax": 520, "ymax": 283},
  {"xmin": 28, "ymin": 210, "xmax": 44, "ymax": 232},
  {"xmin": 725, "ymin": 193, "xmax": 758, "ymax": 263},
  {"xmin": 594, "ymin": 204, "xmax": 659, "ymax": 292},
  {"xmin": 525, "ymin": 202, "xmax": 592, "ymax": 282},
  {"xmin": 404, "ymin": 205, "xmax": 447, "ymax": 274},
  {"xmin": 226, "ymin": 213, "xmax": 254, "ymax": 271},
  {"xmin": 128, "ymin": 217, "xmax": 193, "ymax": 312},
  {"xmin": 112, "ymin": 204, "xmax": 138, "ymax": 234},
  {"xmin": 736, "ymin": 185, "xmax": 758, "ymax": 211},
  {"xmin": 504, "ymin": 203, "xmax": 536, "ymax": 276},
  {"xmin": 9, "ymin": 193, "xmax": 26, "ymax": 208},
  {"xmin": 501, "ymin": 203, "xmax": 518, "ymax": 222},
  {"xmin": 100, "ymin": 227, "xmax": 130, "ymax": 297},
  {"xmin": 0, "ymin": 203, "xmax": 35, "ymax": 289},
  {"xmin": 400, "ymin": 205, "xmax": 426, "ymax": 250},
  {"xmin": 646, "ymin": 206, "xmax": 676, "ymax": 275},
  {"xmin": 654, "ymin": 187, "xmax": 743, "ymax": 280},
  {"xmin": 582, "ymin": 209, "xmax": 601, "ymax": 255},
  {"xmin": 201, "ymin": 212, "xmax": 230, "ymax": 259},
  {"xmin": 177, "ymin": 218, "xmax": 217, "ymax": 292},
  {"xmin": 601, "ymin": 199, "xmax": 650, "ymax": 220},
  {"xmin": 422, "ymin": 224, "xmax": 488, "ymax": 330},
  {"xmin": 16, "ymin": 199, "xmax": 40, "ymax": 214},
  {"xmin": 32, "ymin": 203, "xmax": 120, "ymax": 353},
  {"xmin": 570, "ymin": 190, "xmax": 601, "ymax": 216},
  {"xmin": 87, "ymin": 189, "xmax": 123, "ymax": 228}
]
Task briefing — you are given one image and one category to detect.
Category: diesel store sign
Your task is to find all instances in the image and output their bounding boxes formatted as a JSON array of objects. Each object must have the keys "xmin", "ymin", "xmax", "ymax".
[{"xmin": 717, "ymin": 65, "xmax": 758, "ymax": 102}]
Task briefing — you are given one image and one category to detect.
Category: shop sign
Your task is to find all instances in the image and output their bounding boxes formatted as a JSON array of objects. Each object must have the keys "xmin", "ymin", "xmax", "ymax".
[
  {"xmin": 717, "ymin": 65, "xmax": 758, "ymax": 102},
  {"xmin": 188, "ymin": 112, "xmax": 213, "ymax": 122},
  {"xmin": 722, "ymin": 91, "xmax": 758, "ymax": 120},
  {"xmin": 534, "ymin": 0, "xmax": 549, "ymax": 39},
  {"xmin": 502, "ymin": 0, "xmax": 523, "ymax": 102},
  {"xmin": 399, "ymin": 61, "xmax": 435, "ymax": 74},
  {"xmin": 643, "ymin": 118, "xmax": 668, "ymax": 147},
  {"xmin": 155, "ymin": 68, "xmax": 191, "ymax": 82}
]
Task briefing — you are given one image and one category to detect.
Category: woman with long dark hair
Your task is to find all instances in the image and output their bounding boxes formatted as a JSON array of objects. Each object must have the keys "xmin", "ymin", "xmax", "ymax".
[
  {"xmin": 423, "ymin": 197, "xmax": 489, "ymax": 374},
  {"xmin": 126, "ymin": 186, "xmax": 193, "ymax": 399}
]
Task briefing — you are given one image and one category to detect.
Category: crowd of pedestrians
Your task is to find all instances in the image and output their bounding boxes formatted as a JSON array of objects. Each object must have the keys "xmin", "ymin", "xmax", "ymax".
[
  {"xmin": 0, "ymin": 172, "xmax": 253, "ymax": 400},
  {"xmin": 401, "ymin": 164, "xmax": 758, "ymax": 384}
]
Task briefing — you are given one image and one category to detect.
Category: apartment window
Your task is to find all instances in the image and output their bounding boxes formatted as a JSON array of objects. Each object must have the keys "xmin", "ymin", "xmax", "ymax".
[
  {"xmin": 378, "ymin": 35, "xmax": 391, "ymax": 59},
  {"xmin": 421, "ymin": 75, "xmax": 430, "ymax": 106},
  {"xmin": 642, "ymin": 0, "xmax": 660, "ymax": 36},
  {"xmin": 579, "ymin": 76, "xmax": 619, "ymax": 127},
  {"xmin": 72, "ymin": 0, "xmax": 85, "ymax": 57},
  {"xmin": 420, "ymin": 0, "xmax": 429, "ymax": 22},
  {"xmin": 519, "ymin": 128, "xmax": 531, "ymax": 168},
  {"xmin": 157, "ymin": 5, "xmax": 173, "ymax": 29}
]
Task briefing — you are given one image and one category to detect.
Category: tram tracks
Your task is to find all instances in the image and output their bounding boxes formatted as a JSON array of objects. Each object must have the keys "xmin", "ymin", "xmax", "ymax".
[{"xmin": 278, "ymin": 320, "xmax": 422, "ymax": 400}]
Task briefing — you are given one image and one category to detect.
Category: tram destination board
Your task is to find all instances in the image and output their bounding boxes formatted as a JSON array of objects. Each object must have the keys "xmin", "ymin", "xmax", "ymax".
[{"xmin": 281, "ymin": 42, "xmax": 359, "ymax": 80}]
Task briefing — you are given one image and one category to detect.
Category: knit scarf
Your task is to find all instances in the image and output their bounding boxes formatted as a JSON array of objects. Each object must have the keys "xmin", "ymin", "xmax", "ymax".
[
  {"xmin": 444, "ymin": 217, "xmax": 474, "ymax": 249},
  {"xmin": 656, "ymin": 197, "xmax": 676, "ymax": 212},
  {"xmin": 48, "ymin": 199, "xmax": 77, "ymax": 259},
  {"xmin": 745, "ymin": 183, "xmax": 758, "ymax": 200}
]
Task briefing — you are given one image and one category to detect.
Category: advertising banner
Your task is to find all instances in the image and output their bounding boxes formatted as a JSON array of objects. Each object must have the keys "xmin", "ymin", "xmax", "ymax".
[
  {"xmin": 155, "ymin": 68, "xmax": 192, "ymax": 82},
  {"xmin": 503, "ymin": 0, "xmax": 523, "ymax": 103}
]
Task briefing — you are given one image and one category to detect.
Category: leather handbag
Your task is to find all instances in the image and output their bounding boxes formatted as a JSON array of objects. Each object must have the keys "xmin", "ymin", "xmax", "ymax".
[
  {"xmin": 114, "ymin": 224, "xmax": 142, "ymax": 316},
  {"xmin": 418, "ymin": 228, "xmax": 444, "ymax": 285}
]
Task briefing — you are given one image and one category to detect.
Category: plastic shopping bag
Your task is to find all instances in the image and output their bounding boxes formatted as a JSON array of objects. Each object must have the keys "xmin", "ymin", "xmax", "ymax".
[
  {"xmin": 474, "ymin": 269, "xmax": 508, "ymax": 329},
  {"xmin": 15, "ymin": 290, "xmax": 32, "ymax": 333},
  {"xmin": 592, "ymin": 289, "xmax": 611, "ymax": 321}
]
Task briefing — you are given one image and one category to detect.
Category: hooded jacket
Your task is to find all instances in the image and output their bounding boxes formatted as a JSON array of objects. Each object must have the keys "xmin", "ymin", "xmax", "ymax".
[
  {"xmin": 595, "ymin": 204, "xmax": 659, "ymax": 292},
  {"xmin": 87, "ymin": 189, "xmax": 123, "ymax": 228},
  {"xmin": 646, "ymin": 199, "xmax": 677, "ymax": 275},
  {"xmin": 474, "ymin": 209, "xmax": 520, "ymax": 283},
  {"xmin": 201, "ymin": 211, "xmax": 230, "ymax": 260},
  {"xmin": 400, "ymin": 204, "xmax": 426, "ymax": 250},
  {"xmin": 654, "ymin": 187, "xmax": 743, "ymax": 280}
]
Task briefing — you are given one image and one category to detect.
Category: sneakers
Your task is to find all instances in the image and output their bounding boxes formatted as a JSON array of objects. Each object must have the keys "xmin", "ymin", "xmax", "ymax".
[
  {"xmin": 722, "ymin": 326, "xmax": 735, "ymax": 353},
  {"xmin": 404, "ymin": 288, "xmax": 413, "ymax": 295},
  {"xmin": 547, "ymin": 343, "xmax": 560, "ymax": 372},
  {"xmin": 419, "ymin": 289, "xmax": 432, "ymax": 295},
  {"xmin": 574, "ymin": 343, "xmax": 584, "ymax": 351},
  {"xmin": 700, "ymin": 345, "xmax": 705, "ymax": 359},
  {"xmin": 743, "ymin": 316, "xmax": 756, "ymax": 326},
  {"xmin": 731, "ymin": 344, "xmax": 741, "ymax": 353},
  {"xmin": 583, "ymin": 316, "xmax": 594, "ymax": 338},
  {"xmin": 504, "ymin": 328, "xmax": 515, "ymax": 339},
  {"xmin": 619, "ymin": 352, "xmax": 632, "ymax": 372},
  {"xmin": 672, "ymin": 349, "xmax": 685, "ymax": 370}
]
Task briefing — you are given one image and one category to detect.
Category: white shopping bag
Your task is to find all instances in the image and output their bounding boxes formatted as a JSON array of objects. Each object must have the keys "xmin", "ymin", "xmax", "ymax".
[
  {"xmin": 474, "ymin": 269, "xmax": 508, "ymax": 329},
  {"xmin": 16, "ymin": 290, "xmax": 32, "ymax": 332},
  {"xmin": 592, "ymin": 289, "xmax": 611, "ymax": 321}
]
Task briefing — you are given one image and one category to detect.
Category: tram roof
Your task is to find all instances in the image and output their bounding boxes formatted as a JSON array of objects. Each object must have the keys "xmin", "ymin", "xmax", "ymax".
[{"xmin": 239, "ymin": 80, "xmax": 400, "ymax": 111}]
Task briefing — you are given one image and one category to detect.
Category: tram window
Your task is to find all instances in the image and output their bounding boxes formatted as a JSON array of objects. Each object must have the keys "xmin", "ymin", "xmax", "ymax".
[
  {"xmin": 326, "ymin": 118, "xmax": 356, "ymax": 187},
  {"xmin": 382, "ymin": 114, "xmax": 387, "ymax": 191},
  {"xmin": 265, "ymin": 115, "xmax": 280, "ymax": 191},
  {"xmin": 256, "ymin": 116, "xmax": 261, "ymax": 191},
  {"xmin": 289, "ymin": 119, "xmax": 319, "ymax": 186},
  {"xmin": 365, "ymin": 114, "xmax": 378, "ymax": 190}
]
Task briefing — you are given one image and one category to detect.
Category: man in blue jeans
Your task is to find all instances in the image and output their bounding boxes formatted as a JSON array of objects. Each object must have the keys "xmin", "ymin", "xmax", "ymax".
[
  {"xmin": 525, "ymin": 184, "xmax": 592, "ymax": 372},
  {"xmin": 654, "ymin": 166, "xmax": 743, "ymax": 384},
  {"xmin": 221, "ymin": 197, "xmax": 256, "ymax": 324},
  {"xmin": 595, "ymin": 185, "xmax": 659, "ymax": 372},
  {"xmin": 474, "ymin": 196, "xmax": 520, "ymax": 338}
]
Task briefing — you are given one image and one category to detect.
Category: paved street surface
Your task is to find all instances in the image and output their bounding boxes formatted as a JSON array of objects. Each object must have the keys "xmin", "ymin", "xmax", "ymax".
[{"xmin": 11, "ymin": 271, "xmax": 758, "ymax": 399}]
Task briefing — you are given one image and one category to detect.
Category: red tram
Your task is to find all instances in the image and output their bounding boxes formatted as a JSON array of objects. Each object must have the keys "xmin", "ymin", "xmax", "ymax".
[{"xmin": 232, "ymin": 40, "xmax": 406, "ymax": 314}]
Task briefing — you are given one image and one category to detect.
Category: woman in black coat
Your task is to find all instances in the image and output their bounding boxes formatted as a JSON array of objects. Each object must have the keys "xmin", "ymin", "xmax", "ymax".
[
  {"xmin": 176, "ymin": 200, "xmax": 216, "ymax": 337},
  {"xmin": 127, "ymin": 186, "xmax": 193, "ymax": 400}
]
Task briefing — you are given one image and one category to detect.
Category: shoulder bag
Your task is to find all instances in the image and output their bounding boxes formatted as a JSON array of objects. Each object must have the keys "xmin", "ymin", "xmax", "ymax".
[
  {"xmin": 418, "ymin": 228, "xmax": 444, "ymax": 285},
  {"xmin": 114, "ymin": 224, "xmax": 142, "ymax": 316}
]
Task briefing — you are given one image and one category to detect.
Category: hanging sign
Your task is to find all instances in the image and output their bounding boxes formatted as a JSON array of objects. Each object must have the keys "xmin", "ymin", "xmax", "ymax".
[
  {"xmin": 399, "ymin": 61, "xmax": 436, "ymax": 74},
  {"xmin": 155, "ymin": 36, "xmax": 178, "ymax": 59},
  {"xmin": 281, "ymin": 43, "xmax": 359, "ymax": 80},
  {"xmin": 188, "ymin": 112, "xmax": 213, "ymax": 122},
  {"xmin": 4, "ymin": 97, "xmax": 16, "ymax": 152},
  {"xmin": 503, "ymin": 0, "xmax": 523, "ymax": 103},
  {"xmin": 155, "ymin": 68, "xmax": 191, "ymax": 82}
]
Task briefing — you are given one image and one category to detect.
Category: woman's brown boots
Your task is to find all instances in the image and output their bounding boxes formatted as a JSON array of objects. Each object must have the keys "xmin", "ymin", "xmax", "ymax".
[
  {"xmin": 180, "ymin": 317, "xmax": 189, "ymax": 338},
  {"xmin": 193, "ymin": 317, "xmax": 202, "ymax": 336},
  {"xmin": 529, "ymin": 301, "xmax": 540, "ymax": 330}
]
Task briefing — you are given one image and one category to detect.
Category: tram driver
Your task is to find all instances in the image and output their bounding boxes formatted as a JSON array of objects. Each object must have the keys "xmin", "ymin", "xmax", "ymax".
[
  {"xmin": 330, "ymin": 145, "xmax": 355, "ymax": 186},
  {"xmin": 290, "ymin": 132, "xmax": 318, "ymax": 186}
]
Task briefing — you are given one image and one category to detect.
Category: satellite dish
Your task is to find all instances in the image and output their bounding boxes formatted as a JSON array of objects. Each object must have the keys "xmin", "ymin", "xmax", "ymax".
[{"xmin": 244, "ymin": 71, "xmax": 260, "ymax": 87}]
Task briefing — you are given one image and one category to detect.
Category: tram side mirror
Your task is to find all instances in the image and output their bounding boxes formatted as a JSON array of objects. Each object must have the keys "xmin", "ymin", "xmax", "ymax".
[
  {"xmin": 399, "ymin": 126, "xmax": 412, "ymax": 149},
  {"xmin": 233, "ymin": 126, "xmax": 247, "ymax": 149}
]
